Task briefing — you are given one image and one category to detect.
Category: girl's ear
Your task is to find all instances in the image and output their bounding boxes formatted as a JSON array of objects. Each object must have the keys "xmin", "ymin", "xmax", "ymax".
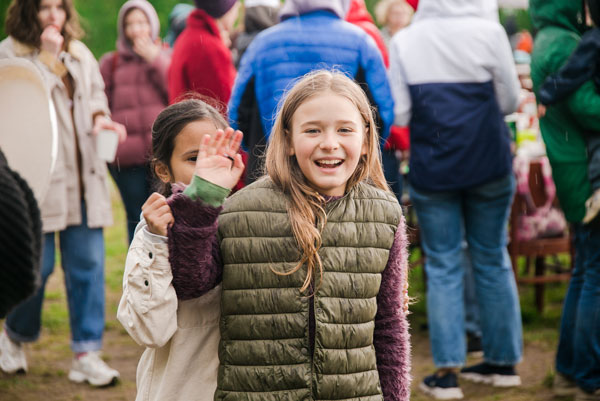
[
  {"xmin": 361, "ymin": 128, "xmax": 368, "ymax": 156},
  {"xmin": 154, "ymin": 161, "xmax": 172, "ymax": 184},
  {"xmin": 286, "ymin": 129, "xmax": 296, "ymax": 156}
]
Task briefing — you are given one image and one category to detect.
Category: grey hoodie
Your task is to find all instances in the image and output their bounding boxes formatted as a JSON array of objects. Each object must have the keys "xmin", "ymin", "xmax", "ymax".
[{"xmin": 279, "ymin": 0, "xmax": 351, "ymax": 20}]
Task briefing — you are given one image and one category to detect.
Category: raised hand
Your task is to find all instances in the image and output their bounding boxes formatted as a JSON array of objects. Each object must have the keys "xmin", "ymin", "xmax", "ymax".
[
  {"xmin": 40, "ymin": 26, "xmax": 64, "ymax": 58},
  {"xmin": 194, "ymin": 128, "xmax": 244, "ymax": 190},
  {"xmin": 142, "ymin": 192, "xmax": 174, "ymax": 237},
  {"xmin": 132, "ymin": 36, "xmax": 160, "ymax": 64}
]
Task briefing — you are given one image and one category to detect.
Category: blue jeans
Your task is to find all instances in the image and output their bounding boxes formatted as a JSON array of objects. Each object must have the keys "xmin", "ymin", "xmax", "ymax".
[
  {"xmin": 556, "ymin": 224, "xmax": 600, "ymax": 393},
  {"xmin": 410, "ymin": 174, "xmax": 523, "ymax": 367},
  {"xmin": 5, "ymin": 203, "xmax": 105, "ymax": 353},
  {"xmin": 109, "ymin": 164, "xmax": 152, "ymax": 243},
  {"xmin": 382, "ymin": 149, "xmax": 403, "ymax": 201},
  {"xmin": 463, "ymin": 243, "xmax": 482, "ymax": 337}
]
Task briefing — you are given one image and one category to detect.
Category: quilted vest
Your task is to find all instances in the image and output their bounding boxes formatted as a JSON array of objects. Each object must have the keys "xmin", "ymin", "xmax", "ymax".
[{"xmin": 215, "ymin": 178, "xmax": 402, "ymax": 400}]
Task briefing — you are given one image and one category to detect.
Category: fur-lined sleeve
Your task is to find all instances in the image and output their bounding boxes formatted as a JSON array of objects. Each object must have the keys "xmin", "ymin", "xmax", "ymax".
[
  {"xmin": 166, "ymin": 189, "xmax": 223, "ymax": 301},
  {"xmin": 374, "ymin": 215, "xmax": 411, "ymax": 401}
]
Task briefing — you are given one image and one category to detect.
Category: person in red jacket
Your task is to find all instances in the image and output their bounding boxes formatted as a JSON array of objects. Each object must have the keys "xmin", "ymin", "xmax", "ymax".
[
  {"xmin": 168, "ymin": 0, "xmax": 240, "ymax": 107},
  {"xmin": 346, "ymin": 0, "xmax": 389, "ymax": 67}
]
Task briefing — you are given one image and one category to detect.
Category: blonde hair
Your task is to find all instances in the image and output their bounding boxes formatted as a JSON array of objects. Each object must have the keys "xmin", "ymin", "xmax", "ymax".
[
  {"xmin": 375, "ymin": 0, "xmax": 414, "ymax": 27},
  {"xmin": 265, "ymin": 70, "xmax": 389, "ymax": 293}
]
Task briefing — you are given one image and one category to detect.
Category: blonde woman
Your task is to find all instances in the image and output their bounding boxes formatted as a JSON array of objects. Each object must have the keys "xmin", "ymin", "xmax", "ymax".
[{"xmin": 375, "ymin": 0, "xmax": 414, "ymax": 47}]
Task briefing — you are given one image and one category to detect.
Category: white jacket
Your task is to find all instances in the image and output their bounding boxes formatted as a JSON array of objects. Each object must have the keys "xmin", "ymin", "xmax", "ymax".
[{"xmin": 117, "ymin": 220, "xmax": 220, "ymax": 401}]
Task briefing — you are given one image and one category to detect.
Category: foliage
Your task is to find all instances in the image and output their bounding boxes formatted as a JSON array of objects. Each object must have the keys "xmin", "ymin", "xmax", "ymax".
[{"xmin": 0, "ymin": 0, "xmax": 192, "ymax": 58}]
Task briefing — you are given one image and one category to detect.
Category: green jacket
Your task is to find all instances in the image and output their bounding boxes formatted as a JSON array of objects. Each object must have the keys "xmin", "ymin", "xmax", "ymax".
[
  {"xmin": 530, "ymin": 0, "xmax": 600, "ymax": 222},
  {"xmin": 215, "ymin": 178, "xmax": 402, "ymax": 400}
]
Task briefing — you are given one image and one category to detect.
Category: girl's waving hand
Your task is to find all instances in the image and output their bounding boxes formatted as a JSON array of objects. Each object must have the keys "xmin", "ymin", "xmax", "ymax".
[{"xmin": 195, "ymin": 128, "xmax": 244, "ymax": 190}]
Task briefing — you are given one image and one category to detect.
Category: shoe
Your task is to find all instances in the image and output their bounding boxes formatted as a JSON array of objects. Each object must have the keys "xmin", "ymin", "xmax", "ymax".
[
  {"xmin": 467, "ymin": 333, "xmax": 483, "ymax": 358},
  {"xmin": 68, "ymin": 351, "xmax": 119, "ymax": 387},
  {"xmin": 583, "ymin": 189, "xmax": 600, "ymax": 224},
  {"xmin": 554, "ymin": 372, "xmax": 577, "ymax": 397},
  {"xmin": 0, "ymin": 331, "xmax": 27, "ymax": 374},
  {"xmin": 460, "ymin": 362, "xmax": 521, "ymax": 387},
  {"xmin": 419, "ymin": 371, "xmax": 464, "ymax": 400},
  {"xmin": 575, "ymin": 387, "xmax": 600, "ymax": 401}
]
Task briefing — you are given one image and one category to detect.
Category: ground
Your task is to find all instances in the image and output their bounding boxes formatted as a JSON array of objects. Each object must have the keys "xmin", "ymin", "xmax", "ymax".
[{"xmin": 0, "ymin": 185, "xmax": 568, "ymax": 401}]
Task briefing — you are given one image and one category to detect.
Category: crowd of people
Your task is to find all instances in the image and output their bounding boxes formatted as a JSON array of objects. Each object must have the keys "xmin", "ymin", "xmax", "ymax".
[{"xmin": 0, "ymin": 0, "xmax": 598, "ymax": 400}]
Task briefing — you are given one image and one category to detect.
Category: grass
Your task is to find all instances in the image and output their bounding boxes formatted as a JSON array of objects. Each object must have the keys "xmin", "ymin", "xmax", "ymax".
[{"xmin": 0, "ymin": 181, "xmax": 569, "ymax": 400}]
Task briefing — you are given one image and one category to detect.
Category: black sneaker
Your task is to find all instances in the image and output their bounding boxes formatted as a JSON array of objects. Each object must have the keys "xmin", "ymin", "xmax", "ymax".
[
  {"xmin": 460, "ymin": 362, "xmax": 521, "ymax": 387},
  {"xmin": 419, "ymin": 371, "xmax": 464, "ymax": 400},
  {"xmin": 467, "ymin": 333, "xmax": 483, "ymax": 358}
]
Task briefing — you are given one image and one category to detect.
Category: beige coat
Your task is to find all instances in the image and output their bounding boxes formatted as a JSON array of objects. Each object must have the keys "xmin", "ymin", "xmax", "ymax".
[
  {"xmin": 117, "ymin": 221, "xmax": 220, "ymax": 401},
  {"xmin": 0, "ymin": 37, "xmax": 112, "ymax": 232}
]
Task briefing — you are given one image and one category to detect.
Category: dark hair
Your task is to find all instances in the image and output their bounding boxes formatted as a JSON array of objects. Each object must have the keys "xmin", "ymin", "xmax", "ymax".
[
  {"xmin": 587, "ymin": 0, "xmax": 600, "ymax": 27},
  {"xmin": 151, "ymin": 99, "xmax": 228, "ymax": 196},
  {"xmin": 5, "ymin": 0, "xmax": 84, "ymax": 49}
]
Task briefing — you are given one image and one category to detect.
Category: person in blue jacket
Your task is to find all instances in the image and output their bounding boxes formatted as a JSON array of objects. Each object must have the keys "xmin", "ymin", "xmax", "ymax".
[{"xmin": 228, "ymin": 0, "xmax": 395, "ymax": 185}]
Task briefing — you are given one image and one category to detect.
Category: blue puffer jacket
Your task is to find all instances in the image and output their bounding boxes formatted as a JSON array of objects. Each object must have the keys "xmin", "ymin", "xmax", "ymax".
[{"xmin": 228, "ymin": 8, "xmax": 394, "ymax": 180}]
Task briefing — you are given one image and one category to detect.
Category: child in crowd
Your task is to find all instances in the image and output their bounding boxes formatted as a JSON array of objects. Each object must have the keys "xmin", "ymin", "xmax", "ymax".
[
  {"xmin": 100, "ymin": 0, "xmax": 171, "ymax": 243},
  {"xmin": 166, "ymin": 70, "xmax": 412, "ymax": 400},
  {"xmin": 117, "ymin": 99, "xmax": 227, "ymax": 401},
  {"xmin": 537, "ymin": 0, "xmax": 600, "ymax": 225}
]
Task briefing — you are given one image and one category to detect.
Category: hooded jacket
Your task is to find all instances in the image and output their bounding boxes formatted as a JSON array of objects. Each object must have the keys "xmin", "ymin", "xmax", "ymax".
[
  {"xmin": 228, "ymin": 0, "xmax": 393, "ymax": 183},
  {"xmin": 530, "ymin": 0, "xmax": 600, "ymax": 222},
  {"xmin": 389, "ymin": 0, "xmax": 520, "ymax": 192},
  {"xmin": 99, "ymin": 0, "xmax": 170, "ymax": 168},
  {"xmin": 168, "ymin": 8, "xmax": 236, "ymax": 107},
  {"xmin": 346, "ymin": 0, "xmax": 389, "ymax": 67}
]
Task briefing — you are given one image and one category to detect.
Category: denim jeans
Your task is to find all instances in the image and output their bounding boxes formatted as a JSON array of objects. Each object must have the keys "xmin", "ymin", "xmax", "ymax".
[
  {"xmin": 556, "ymin": 223, "xmax": 600, "ymax": 393},
  {"xmin": 382, "ymin": 149, "xmax": 403, "ymax": 201},
  {"xmin": 410, "ymin": 174, "xmax": 523, "ymax": 367},
  {"xmin": 109, "ymin": 164, "xmax": 152, "ymax": 243},
  {"xmin": 5, "ymin": 203, "xmax": 105, "ymax": 353},
  {"xmin": 463, "ymin": 243, "xmax": 482, "ymax": 337}
]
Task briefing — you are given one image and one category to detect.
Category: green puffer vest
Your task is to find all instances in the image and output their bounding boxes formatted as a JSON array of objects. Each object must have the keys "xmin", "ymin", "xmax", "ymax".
[{"xmin": 215, "ymin": 177, "xmax": 402, "ymax": 401}]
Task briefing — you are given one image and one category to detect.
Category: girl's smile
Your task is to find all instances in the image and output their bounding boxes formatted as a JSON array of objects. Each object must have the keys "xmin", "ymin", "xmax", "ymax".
[{"xmin": 289, "ymin": 91, "xmax": 367, "ymax": 197}]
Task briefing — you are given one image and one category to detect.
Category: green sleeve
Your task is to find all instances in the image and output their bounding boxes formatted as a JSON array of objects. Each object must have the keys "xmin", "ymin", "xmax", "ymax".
[
  {"xmin": 183, "ymin": 175, "xmax": 230, "ymax": 207},
  {"xmin": 566, "ymin": 79, "xmax": 600, "ymax": 131}
]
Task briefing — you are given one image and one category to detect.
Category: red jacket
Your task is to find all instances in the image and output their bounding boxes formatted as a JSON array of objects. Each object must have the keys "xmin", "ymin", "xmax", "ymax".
[
  {"xmin": 168, "ymin": 9, "xmax": 236, "ymax": 107},
  {"xmin": 346, "ymin": 0, "xmax": 389, "ymax": 67}
]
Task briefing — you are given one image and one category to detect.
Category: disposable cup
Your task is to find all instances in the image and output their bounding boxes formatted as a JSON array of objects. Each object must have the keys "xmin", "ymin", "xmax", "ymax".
[{"xmin": 96, "ymin": 129, "xmax": 119, "ymax": 163}]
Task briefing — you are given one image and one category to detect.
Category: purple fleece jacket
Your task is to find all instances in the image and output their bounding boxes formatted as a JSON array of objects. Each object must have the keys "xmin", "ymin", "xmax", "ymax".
[{"xmin": 166, "ymin": 189, "xmax": 411, "ymax": 401}]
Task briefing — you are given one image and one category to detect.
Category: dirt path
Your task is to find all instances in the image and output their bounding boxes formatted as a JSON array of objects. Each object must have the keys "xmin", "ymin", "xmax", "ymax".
[{"xmin": 0, "ymin": 269, "xmax": 558, "ymax": 401}]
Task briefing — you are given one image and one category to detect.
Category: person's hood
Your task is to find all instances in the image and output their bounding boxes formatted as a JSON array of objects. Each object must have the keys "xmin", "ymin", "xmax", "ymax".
[
  {"xmin": 165, "ymin": 3, "xmax": 195, "ymax": 47},
  {"xmin": 529, "ymin": 0, "xmax": 585, "ymax": 35},
  {"xmin": 413, "ymin": 0, "xmax": 494, "ymax": 22},
  {"xmin": 346, "ymin": 0, "xmax": 375, "ymax": 24},
  {"xmin": 117, "ymin": 0, "xmax": 160, "ymax": 53},
  {"xmin": 244, "ymin": 5, "xmax": 280, "ymax": 32},
  {"xmin": 279, "ymin": 0, "xmax": 351, "ymax": 20}
]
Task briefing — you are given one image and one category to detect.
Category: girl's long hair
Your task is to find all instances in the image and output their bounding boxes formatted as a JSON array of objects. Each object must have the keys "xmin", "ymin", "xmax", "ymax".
[
  {"xmin": 5, "ymin": 0, "xmax": 84, "ymax": 50},
  {"xmin": 265, "ymin": 70, "xmax": 389, "ymax": 293}
]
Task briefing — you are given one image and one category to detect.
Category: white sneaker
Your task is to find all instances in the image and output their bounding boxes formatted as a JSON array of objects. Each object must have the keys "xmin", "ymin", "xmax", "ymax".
[
  {"xmin": 68, "ymin": 351, "xmax": 119, "ymax": 387},
  {"xmin": 0, "ymin": 330, "xmax": 27, "ymax": 374}
]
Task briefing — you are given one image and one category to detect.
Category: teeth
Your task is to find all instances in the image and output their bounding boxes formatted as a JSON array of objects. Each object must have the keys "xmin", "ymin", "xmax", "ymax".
[{"xmin": 317, "ymin": 160, "xmax": 342, "ymax": 165}]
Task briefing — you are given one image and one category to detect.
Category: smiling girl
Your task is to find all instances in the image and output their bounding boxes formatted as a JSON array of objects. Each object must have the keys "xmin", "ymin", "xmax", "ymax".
[{"xmin": 165, "ymin": 70, "xmax": 412, "ymax": 400}]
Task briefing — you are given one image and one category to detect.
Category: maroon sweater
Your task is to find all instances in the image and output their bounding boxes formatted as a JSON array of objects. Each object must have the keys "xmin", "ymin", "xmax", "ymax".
[{"xmin": 167, "ymin": 189, "xmax": 411, "ymax": 401}]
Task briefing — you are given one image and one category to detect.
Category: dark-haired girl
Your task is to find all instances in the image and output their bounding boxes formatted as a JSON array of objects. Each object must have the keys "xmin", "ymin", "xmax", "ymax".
[{"xmin": 117, "ymin": 99, "xmax": 232, "ymax": 401}]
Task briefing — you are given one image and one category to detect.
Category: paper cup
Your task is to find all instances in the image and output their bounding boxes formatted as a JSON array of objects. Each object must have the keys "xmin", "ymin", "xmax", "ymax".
[{"xmin": 96, "ymin": 130, "xmax": 119, "ymax": 163}]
